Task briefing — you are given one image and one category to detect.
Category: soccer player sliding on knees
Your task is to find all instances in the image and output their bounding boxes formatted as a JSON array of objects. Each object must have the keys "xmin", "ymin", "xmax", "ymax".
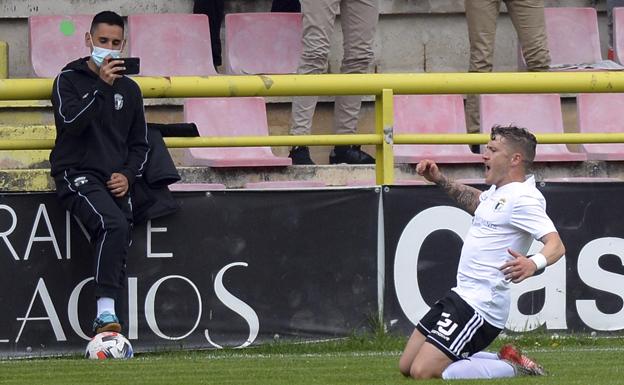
[{"xmin": 399, "ymin": 125, "xmax": 565, "ymax": 380}]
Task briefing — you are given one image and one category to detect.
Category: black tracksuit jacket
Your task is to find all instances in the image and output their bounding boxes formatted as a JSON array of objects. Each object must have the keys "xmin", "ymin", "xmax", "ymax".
[{"xmin": 50, "ymin": 57, "xmax": 149, "ymax": 185}]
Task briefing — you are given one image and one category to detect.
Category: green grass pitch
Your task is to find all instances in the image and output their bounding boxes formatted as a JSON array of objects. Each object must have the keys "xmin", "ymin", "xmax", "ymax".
[{"xmin": 1, "ymin": 334, "xmax": 624, "ymax": 385}]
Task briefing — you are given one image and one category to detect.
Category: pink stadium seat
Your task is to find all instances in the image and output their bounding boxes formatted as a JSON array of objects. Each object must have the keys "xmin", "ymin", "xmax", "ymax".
[
  {"xmin": 168, "ymin": 183, "xmax": 226, "ymax": 191},
  {"xmin": 577, "ymin": 93, "xmax": 624, "ymax": 160},
  {"xmin": 519, "ymin": 7, "xmax": 601, "ymax": 68},
  {"xmin": 182, "ymin": 97, "xmax": 292, "ymax": 167},
  {"xmin": 127, "ymin": 14, "xmax": 217, "ymax": 76},
  {"xmin": 393, "ymin": 95, "xmax": 483, "ymax": 164},
  {"xmin": 243, "ymin": 181, "xmax": 326, "ymax": 189},
  {"xmin": 29, "ymin": 15, "xmax": 93, "ymax": 78},
  {"xmin": 480, "ymin": 94, "xmax": 586, "ymax": 162},
  {"xmin": 614, "ymin": 8, "xmax": 624, "ymax": 65},
  {"xmin": 224, "ymin": 13, "xmax": 302, "ymax": 75}
]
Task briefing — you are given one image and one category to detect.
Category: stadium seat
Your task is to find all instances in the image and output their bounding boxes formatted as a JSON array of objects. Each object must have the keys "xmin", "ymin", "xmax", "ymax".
[
  {"xmin": 615, "ymin": 8, "xmax": 624, "ymax": 64},
  {"xmin": 168, "ymin": 183, "xmax": 226, "ymax": 191},
  {"xmin": 182, "ymin": 97, "xmax": 292, "ymax": 167},
  {"xmin": 480, "ymin": 94, "xmax": 587, "ymax": 162},
  {"xmin": 577, "ymin": 93, "xmax": 624, "ymax": 160},
  {"xmin": 127, "ymin": 13, "xmax": 217, "ymax": 76},
  {"xmin": 519, "ymin": 7, "xmax": 601, "ymax": 68},
  {"xmin": 393, "ymin": 95, "xmax": 483, "ymax": 164},
  {"xmin": 29, "ymin": 15, "xmax": 93, "ymax": 78},
  {"xmin": 243, "ymin": 181, "xmax": 326, "ymax": 189},
  {"xmin": 224, "ymin": 13, "xmax": 302, "ymax": 75}
]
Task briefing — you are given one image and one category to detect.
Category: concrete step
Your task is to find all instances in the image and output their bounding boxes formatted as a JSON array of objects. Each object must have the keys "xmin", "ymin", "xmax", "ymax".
[
  {"xmin": 0, "ymin": 162, "xmax": 618, "ymax": 192},
  {"xmin": 0, "ymin": 124, "xmax": 54, "ymax": 168}
]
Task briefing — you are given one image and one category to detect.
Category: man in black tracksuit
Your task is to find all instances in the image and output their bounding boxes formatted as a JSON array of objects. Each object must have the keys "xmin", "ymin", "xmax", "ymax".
[{"xmin": 49, "ymin": 11, "xmax": 149, "ymax": 336}]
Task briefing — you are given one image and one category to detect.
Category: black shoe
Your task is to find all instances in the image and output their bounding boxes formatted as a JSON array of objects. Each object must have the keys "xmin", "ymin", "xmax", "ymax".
[
  {"xmin": 289, "ymin": 146, "xmax": 315, "ymax": 165},
  {"xmin": 470, "ymin": 144, "xmax": 481, "ymax": 154},
  {"xmin": 329, "ymin": 145, "xmax": 375, "ymax": 164}
]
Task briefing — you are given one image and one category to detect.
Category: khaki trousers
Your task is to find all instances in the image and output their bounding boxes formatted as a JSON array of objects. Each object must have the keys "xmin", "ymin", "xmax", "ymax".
[
  {"xmin": 290, "ymin": 0, "xmax": 379, "ymax": 136},
  {"xmin": 465, "ymin": 0, "xmax": 551, "ymax": 134}
]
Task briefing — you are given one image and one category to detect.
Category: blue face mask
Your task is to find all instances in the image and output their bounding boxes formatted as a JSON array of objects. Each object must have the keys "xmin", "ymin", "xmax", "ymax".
[
  {"xmin": 91, "ymin": 45, "xmax": 121, "ymax": 67},
  {"xmin": 89, "ymin": 34, "xmax": 123, "ymax": 67}
]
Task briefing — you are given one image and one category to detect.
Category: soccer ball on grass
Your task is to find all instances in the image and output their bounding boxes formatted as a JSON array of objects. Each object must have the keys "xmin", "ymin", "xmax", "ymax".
[{"xmin": 85, "ymin": 331, "xmax": 133, "ymax": 359}]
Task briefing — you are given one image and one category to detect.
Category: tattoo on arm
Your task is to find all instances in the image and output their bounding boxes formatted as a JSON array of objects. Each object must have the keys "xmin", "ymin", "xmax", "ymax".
[{"xmin": 438, "ymin": 177, "xmax": 481, "ymax": 214}]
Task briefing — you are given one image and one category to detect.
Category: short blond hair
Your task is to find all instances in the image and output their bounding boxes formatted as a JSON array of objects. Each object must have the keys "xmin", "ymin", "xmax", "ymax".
[{"xmin": 490, "ymin": 125, "xmax": 537, "ymax": 169}]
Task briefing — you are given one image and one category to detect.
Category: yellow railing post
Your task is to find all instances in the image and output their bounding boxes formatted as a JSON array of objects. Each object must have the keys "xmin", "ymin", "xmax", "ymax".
[
  {"xmin": 0, "ymin": 41, "xmax": 8, "ymax": 79},
  {"xmin": 375, "ymin": 89, "xmax": 394, "ymax": 185},
  {"xmin": 6, "ymin": 72, "xmax": 624, "ymax": 100}
]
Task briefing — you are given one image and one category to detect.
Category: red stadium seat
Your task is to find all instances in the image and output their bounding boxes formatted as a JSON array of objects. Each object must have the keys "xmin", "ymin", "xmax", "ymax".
[
  {"xmin": 480, "ymin": 94, "xmax": 587, "ymax": 162},
  {"xmin": 519, "ymin": 7, "xmax": 602, "ymax": 68},
  {"xmin": 224, "ymin": 13, "xmax": 303, "ymax": 75},
  {"xmin": 243, "ymin": 181, "xmax": 326, "ymax": 189},
  {"xmin": 614, "ymin": 8, "xmax": 624, "ymax": 64},
  {"xmin": 168, "ymin": 183, "xmax": 226, "ymax": 191},
  {"xmin": 393, "ymin": 95, "xmax": 483, "ymax": 164},
  {"xmin": 127, "ymin": 13, "xmax": 217, "ymax": 76},
  {"xmin": 29, "ymin": 15, "xmax": 93, "ymax": 78},
  {"xmin": 182, "ymin": 97, "xmax": 292, "ymax": 167},
  {"xmin": 577, "ymin": 93, "xmax": 624, "ymax": 160}
]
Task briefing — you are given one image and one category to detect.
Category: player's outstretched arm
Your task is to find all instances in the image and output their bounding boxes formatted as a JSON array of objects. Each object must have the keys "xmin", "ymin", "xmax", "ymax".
[
  {"xmin": 438, "ymin": 176, "xmax": 481, "ymax": 215},
  {"xmin": 416, "ymin": 159, "xmax": 481, "ymax": 215}
]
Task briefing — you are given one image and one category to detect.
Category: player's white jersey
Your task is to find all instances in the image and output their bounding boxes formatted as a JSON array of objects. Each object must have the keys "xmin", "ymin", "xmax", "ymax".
[{"xmin": 452, "ymin": 175, "xmax": 557, "ymax": 329}]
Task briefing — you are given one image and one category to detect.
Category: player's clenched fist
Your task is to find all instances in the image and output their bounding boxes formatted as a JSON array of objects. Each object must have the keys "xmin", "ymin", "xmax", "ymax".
[{"xmin": 416, "ymin": 159, "xmax": 443, "ymax": 183}]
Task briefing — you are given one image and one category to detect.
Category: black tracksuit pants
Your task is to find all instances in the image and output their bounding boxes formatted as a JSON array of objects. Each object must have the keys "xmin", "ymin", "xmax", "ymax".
[
  {"xmin": 55, "ymin": 170, "xmax": 132, "ymax": 300},
  {"xmin": 271, "ymin": 0, "xmax": 301, "ymax": 12}
]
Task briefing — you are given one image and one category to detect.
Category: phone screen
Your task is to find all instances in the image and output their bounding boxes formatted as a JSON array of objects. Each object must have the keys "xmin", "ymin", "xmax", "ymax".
[{"xmin": 114, "ymin": 58, "xmax": 140, "ymax": 75}]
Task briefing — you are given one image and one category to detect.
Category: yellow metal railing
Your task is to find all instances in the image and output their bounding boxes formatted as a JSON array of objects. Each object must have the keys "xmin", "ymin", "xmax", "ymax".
[
  {"xmin": 3, "ymin": 72, "xmax": 624, "ymax": 184},
  {"xmin": 6, "ymin": 132, "xmax": 624, "ymax": 151},
  {"xmin": 393, "ymin": 133, "xmax": 624, "ymax": 145},
  {"xmin": 4, "ymin": 72, "xmax": 624, "ymax": 99}
]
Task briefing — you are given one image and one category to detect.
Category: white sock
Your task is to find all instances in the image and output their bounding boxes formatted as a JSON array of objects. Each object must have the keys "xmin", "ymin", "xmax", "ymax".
[
  {"xmin": 96, "ymin": 297, "xmax": 116, "ymax": 317},
  {"xmin": 471, "ymin": 351, "xmax": 499, "ymax": 360},
  {"xmin": 442, "ymin": 357, "xmax": 515, "ymax": 379}
]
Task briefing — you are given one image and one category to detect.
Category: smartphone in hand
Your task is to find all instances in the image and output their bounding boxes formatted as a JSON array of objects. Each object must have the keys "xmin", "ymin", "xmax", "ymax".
[{"xmin": 113, "ymin": 57, "xmax": 140, "ymax": 75}]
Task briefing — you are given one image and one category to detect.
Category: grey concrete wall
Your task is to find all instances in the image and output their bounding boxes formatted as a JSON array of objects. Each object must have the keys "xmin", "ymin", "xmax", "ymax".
[
  {"xmin": 0, "ymin": 0, "xmax": 608, "ymax": 77},
  {"xmin": 0, "ymin": 0, "xmax": 602, "ymax": 17}
]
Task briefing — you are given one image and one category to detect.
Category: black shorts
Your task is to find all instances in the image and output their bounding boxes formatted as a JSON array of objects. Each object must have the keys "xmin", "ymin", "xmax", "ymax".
[{"xmin": 416, "ymin": 290, "xmax": 502, "ymax": 361}]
